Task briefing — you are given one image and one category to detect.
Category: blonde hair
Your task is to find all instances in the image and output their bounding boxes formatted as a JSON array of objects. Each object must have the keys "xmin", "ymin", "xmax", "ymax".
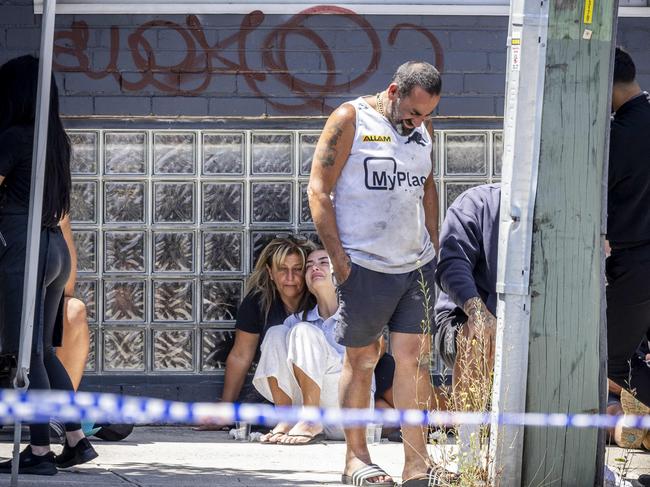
[{"xmin": 246, "ymin": 237, "xmax": 317, "ymax": 321}]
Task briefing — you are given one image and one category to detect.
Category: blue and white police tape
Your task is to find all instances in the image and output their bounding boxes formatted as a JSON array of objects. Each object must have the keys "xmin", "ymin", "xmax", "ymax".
[{"xmin": 0, "ymin": 389, "xmax": 649, "ymax": 430}]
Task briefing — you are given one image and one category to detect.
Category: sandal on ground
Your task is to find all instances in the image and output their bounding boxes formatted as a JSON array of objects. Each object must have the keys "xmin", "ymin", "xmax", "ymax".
[
  {"xmin": 402, "ymin": 465, "xmax": 460, "ymax": 487},
  {"xmin": 341, "ymin": 463, "xmax": 394, "ymax": 486},
  {"xmin": 280, "ymin": 431, "xmax": 326, "ymax": 445}
]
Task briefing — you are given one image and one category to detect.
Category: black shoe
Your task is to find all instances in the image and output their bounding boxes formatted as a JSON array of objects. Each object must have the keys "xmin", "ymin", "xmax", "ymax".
[
  {"xmin": 55, "ymin": 437, "xmax": 98, "ymax": 469},
  {"xmin": 0, "ymin": 446, "xmax": 57, "ymax": 475}
]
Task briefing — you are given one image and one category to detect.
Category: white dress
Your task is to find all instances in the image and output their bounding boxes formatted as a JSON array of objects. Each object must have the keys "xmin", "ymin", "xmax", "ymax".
[{"xmin": 252, "ymin": 305, "xmax": 346, "ymax": 439}]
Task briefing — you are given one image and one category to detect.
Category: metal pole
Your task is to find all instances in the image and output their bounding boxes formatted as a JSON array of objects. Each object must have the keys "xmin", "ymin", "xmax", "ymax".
[
  {"xmin": 10, "ymin": 0, "xmax": 58, "ymax": 485},
  {"xmin": 500, "ymin": 0, "xmax": 616, "ymax": 482},
  {"xmin": 488, "ymin": 0, "xmax": 549, "ymax": 483},
  {"xmin": 595, "ymin": 19, "xmax": 619, "ymax": 484}
]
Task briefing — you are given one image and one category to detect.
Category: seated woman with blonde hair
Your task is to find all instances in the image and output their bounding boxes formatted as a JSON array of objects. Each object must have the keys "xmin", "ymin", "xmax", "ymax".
[{"xmin": 195, "ymin": 236, "xmax": 317, "ymax": 431}]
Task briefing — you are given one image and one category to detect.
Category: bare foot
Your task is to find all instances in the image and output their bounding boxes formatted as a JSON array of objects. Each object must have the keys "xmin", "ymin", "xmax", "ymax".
[
  {"xmin": 404, "ymin": 463, "xmax": 458, "ymax": 485},
  {"xmin": 402, "ymin": 463, "xmax": 433, "ymax": 484},
  {"xmin": 260, "ymin": 422, "xmax": 293, "ymax": 444},
  {"xmin": 278, "ymin": 421, "xmax": 324, "ymax": 445}
]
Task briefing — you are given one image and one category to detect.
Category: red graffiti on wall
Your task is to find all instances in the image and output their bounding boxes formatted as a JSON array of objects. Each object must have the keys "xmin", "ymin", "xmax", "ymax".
[{"xmin": 53, "ymin": 6, "xmax": 445, "ymax": 114}]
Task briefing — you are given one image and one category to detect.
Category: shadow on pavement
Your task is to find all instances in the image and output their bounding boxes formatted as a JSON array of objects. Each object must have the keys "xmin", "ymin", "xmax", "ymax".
[{"xmin": 61, "ymin": 462, "xmax": 344, "ymax": 486}]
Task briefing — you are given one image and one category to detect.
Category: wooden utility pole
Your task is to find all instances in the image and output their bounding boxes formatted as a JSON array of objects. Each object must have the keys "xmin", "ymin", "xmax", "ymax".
[
  {"xmin": 490, "ymin": 0, "xmax": 617, "ymax": 484},
  {"xmin": 522, "ymin": 0, "xmax": 617, "ymax": 485}
]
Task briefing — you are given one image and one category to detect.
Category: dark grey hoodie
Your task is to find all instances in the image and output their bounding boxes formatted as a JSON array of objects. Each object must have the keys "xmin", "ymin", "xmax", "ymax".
[{"xmin": 434, "ymin": 183, "xmax": 501, "ymax": 326}]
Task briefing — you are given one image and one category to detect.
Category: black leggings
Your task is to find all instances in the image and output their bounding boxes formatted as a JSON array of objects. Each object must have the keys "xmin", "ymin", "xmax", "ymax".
[
  {"xmin": 606, "ymin": 246, "xmax": 650, "ymax": 408},
  {"xmin": 27, "ymin": 228, "xmax": 80, "ymax": 446}
]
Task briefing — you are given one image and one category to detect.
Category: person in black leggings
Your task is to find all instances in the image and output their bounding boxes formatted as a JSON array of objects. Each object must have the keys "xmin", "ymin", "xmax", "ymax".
[{"xmin": 0, "ymin": 55, "xmax": 97, "ymax": 475}]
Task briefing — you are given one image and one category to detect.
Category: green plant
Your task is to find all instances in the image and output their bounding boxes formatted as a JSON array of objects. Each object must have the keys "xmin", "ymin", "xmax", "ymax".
[{"xmin": 417, "ymin": 270, "xmax": 494, "ymax": 486}]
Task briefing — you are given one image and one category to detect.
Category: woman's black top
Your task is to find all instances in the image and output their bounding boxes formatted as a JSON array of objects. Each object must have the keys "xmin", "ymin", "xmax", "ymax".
[
  {"xmin": 0, "ymin": 124, "xmax": 64, "ymax": 355},
  {"xmin": 235, "ymin": 291, "xmax": 288, "ymax": 340},
  {"xmin": 0, "ymin": 125, "xmax": 36, "ymax": 214},
  {"xmin": 209, "ymin": 292, "xmax": 287, "ymax": 369}
]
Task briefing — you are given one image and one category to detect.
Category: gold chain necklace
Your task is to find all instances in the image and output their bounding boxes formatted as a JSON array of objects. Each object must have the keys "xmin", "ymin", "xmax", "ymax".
[{"xmin": 376, "ymin": 92, "xmax": 385, "ymax": 116}]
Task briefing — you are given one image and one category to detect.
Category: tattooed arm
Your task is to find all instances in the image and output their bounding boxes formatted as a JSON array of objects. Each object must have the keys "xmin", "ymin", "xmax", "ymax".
[{"xmin": 308, "ymin": 103, "xmax": 356, "ymax": 284}]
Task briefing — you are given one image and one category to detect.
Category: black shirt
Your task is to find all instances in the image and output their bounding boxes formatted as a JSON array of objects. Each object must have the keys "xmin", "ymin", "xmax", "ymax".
[
  {"xmin": 0, "ymin": 125, "xmax": 35, "ymax": 213},
  {"xmin": 607, "ymin": 92, "xmax": 650, "ymax": 245},
  {"xmin": 235, "ymin": 291, "xmax": 288, "ymax": 340}
]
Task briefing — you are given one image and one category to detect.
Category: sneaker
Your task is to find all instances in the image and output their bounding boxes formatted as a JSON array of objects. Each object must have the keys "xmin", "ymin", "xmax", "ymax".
[
  {"xmin": 55, "ymin": 438, "xmax": 98, "ymax": 469},
  {"xmin": 0, "ymin": 446, "xmax": 57, "ymax": 475},
  {"xmin": 615, "ymin": 389, "xmax": 650, "ymax": 449}
]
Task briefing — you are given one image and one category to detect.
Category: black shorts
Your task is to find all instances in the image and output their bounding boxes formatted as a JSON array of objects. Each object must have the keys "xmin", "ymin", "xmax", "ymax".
[
  {"xmin": 334, "ymin": 259, "xmax": 437, "ymax": 348},
  {"xmin": 434, "ymin": 310, "xmax": 468, "ymax": 371}
]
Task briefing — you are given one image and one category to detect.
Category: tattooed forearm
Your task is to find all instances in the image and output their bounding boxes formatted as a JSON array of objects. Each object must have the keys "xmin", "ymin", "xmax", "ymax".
[{"xmin": 315, "ymin": 121, "xmax": 345, "ymax": 167}]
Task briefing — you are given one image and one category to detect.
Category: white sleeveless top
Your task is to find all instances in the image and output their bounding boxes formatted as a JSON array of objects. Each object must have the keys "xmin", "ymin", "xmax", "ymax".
[{"xmin": 332, "ymin": 96, "xmax": 436, "ymax": 274}]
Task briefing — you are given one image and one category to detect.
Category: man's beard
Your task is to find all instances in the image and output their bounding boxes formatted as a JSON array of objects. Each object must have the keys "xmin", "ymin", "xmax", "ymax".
[
  {"xmin": 394, "ymin": 120, "xmax": 415, "ymax": 136},
  {"xmin": 387, "ymin": 98, "xmax": 415, "ymax": 136}
]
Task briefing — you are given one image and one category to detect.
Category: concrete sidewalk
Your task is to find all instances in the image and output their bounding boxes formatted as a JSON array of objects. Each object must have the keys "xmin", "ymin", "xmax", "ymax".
[{"xmin": 0, "ymin": 427, "xmax": 647, "ymax": 486}]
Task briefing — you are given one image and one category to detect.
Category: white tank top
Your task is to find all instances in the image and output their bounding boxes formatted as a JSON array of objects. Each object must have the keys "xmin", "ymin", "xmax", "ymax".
[{"xmin": 333, "ymin": 96, "xmax": 436, "ymax": 274}]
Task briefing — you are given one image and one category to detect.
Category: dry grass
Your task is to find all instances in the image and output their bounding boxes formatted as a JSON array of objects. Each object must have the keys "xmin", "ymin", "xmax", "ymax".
[
  {"xmin": 606, "ymin": 363, "xmax": 646, "ymax": 486},
  {"xmin": 417, "ymin": 272, "xmax": 495, "ymax": 486}
]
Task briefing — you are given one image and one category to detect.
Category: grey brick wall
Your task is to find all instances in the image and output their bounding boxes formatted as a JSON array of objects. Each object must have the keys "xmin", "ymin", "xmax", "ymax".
[
  {"xmin": 618, "ymin": 18, "xmax": 650, "ymax": 89},
  {"xmin": 0, "ymin": 3, "xmax": 648, "ymax": 118}
]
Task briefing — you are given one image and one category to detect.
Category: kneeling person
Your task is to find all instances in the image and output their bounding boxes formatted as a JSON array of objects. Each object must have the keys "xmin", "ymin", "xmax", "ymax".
[
  {"xmin": 435, "ymin": 184, "xmax": 499, "ymax": 414},
  {"xmin": 434, "ymin": 183, "xmax": 499, "ymax": 471}
]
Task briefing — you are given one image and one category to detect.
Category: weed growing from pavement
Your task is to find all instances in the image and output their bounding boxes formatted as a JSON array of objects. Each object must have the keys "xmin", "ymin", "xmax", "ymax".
[
  {"xmin": 413, "ymin": 270, "xmax": 495, "ymax": 486},
  {"xmin": 607, "ymin": 364, "xmax": 648, "ymax": 485}
]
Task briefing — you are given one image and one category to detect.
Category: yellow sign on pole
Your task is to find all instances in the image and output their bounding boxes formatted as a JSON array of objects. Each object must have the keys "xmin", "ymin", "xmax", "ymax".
[{"xmin": 584, "ymin": 0, "xmax": 594, "ymax": 24}]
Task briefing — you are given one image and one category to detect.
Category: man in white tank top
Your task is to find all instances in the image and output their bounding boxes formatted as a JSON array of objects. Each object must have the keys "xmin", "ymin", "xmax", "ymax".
[{"xmin": 309, "ymin": 62, "xmax": 448, "ymax": 487}]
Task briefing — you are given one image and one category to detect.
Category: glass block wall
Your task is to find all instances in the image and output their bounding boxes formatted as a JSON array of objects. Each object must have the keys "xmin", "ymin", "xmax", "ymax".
[{"xmin": 68, "ymin": 129, "xmax": 502, "ymax": 376}]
